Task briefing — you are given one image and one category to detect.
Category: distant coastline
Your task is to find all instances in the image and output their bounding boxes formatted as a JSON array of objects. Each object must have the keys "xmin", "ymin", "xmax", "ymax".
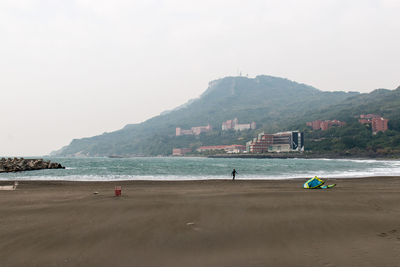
[
  {"xmin": 47, "ymin": 152, "xmax": 400, "ymax": 160},
  {"xmin": 207, "ymin": 152, "xmax": 400, "ymax": 160},
  {"xmin": 95, "ymin": 152, "xmax": 400, "ymax": 160}
]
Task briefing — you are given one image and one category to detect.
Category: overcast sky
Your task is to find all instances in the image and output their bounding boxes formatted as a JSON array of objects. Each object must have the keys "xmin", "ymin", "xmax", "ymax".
[{"xmin": 1, "ymin": 0, "xmax": 399, "ymax": 156}]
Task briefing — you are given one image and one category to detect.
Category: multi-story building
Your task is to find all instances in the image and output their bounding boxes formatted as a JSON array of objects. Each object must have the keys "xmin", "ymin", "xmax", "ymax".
[
  {"xmin": 222, "ymin": 118, "xmax": 256, "ymax": 131},
  {"xmin": 359, "ymin": 114, "xmax": 381, "ymax": 119},
  {"xmin": 371, "ymin": 117, "xmax": 389, "ymax": 133},
  {"xmin": 196, "ymin": 145, "xmax": 246, "ymax": 154},
  {"xmin": 306, "ymin": 120, "xmax": 346, "ymax": 131},
  {"xmin": 176, "ymin": 124, "xmax": 212, "ymax": 136},
  {"xmin": 221, "ymin": 119, "xmax": 235, "ymax": 130},
  {"xmin": 306, "ymin": 120, "xmax": 321, "ymax": 130},
  {"xmin": 246, "ymin": 131, "xmax": 304, "ymax": 153},
  {"xmin": 191, "ymin": 125, "xmax": 212, "ymax": 135},
  {"xmin": 175, "ymin": 128, "xmax": 193, "ymax": 136},
  {"xmin": 359, "ymin": 114, "xmax": 389, "ymax": 133}
]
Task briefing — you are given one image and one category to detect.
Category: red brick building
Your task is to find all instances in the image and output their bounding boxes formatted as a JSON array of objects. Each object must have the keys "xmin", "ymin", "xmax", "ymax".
[
  {"xmin": 306, "ymin": 120, "xmax": 346, "ymax": 131},
  {"xmin": 358, "ymin": 114, "xmax": 389, "ymax": 133},
  {"xmin": 360, "ymin": 114, "xmax": 381, "ymax": 119},
  {"xmin": 372, "ymin": 117, "xmax": 389, "ymax": 133}
]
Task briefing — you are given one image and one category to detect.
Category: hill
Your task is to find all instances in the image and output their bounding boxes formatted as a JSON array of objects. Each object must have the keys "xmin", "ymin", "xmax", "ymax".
[
  {"xmin": 52, "ymin": 75, "xmax": 377, "ymax": 157},
  {"xmin": 293, "ymin": 86, "xmax": 400, "ymax": 156}
]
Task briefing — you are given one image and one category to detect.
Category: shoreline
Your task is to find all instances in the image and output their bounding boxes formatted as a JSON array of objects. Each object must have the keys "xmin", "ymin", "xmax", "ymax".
[
  {"xmin": 1, "ymin": 175, "xmax": 400, "ymax": 183},
  {"xmin": 0, "ymin": 175, "xmax": 398, "ymax": 186}
]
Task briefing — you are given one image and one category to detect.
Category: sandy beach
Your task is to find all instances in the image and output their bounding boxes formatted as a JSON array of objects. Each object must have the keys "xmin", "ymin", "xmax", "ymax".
[{"xmin": 1, "ymin": 177, "xmax": 400, "ymax": 267}]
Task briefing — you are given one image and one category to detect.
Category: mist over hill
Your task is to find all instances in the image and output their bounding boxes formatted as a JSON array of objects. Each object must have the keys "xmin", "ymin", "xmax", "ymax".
[{"xmin": 51, "ymin": 75, "xmax": 399, "ymax": 157}]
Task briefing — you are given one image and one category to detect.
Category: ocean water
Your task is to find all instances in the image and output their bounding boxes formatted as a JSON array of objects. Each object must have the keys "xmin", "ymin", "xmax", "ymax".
[{"xmin": 1, "ymin": 157, "xmax": 400, "ymax": 181}]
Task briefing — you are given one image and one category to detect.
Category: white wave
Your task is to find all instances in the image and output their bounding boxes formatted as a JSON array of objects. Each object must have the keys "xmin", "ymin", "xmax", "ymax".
[
  {"xmin": 309, "ymin": 158, "xmax": 386, "ymax": 164},
  {"xmin": 2, "ymin": 170, "xmax": 400, "ymax": 182},
  {"xmin": 2, "ymin": 158, "xmax": 400, "ymax": 181}
]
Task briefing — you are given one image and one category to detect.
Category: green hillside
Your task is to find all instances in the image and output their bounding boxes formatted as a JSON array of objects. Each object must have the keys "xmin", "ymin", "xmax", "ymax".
[
  {"xmin": 52, "ymin": 76, "xmax": 399, "ymax": 157},
  {"xmin": 295, "ymin": 86, "xmax": 400, "ymax": 156}
]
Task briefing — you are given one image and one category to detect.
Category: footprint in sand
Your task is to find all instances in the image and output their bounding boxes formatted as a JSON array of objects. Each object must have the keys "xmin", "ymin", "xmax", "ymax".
[{"xmin": 378, "ymin": 228, "xmax": 400, "ymax": 241}]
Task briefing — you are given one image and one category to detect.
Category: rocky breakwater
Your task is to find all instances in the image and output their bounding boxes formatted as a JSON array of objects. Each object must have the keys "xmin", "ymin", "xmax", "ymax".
[{"xmin": 0, "ymin": 158, "xmax": 65, "ymax": 173}]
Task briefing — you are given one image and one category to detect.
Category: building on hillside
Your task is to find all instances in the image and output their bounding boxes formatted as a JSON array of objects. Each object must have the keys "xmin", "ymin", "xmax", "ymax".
[
  {"xmin": 358, "ymin": 114, "xmax": 388, "ymax": 133},
  {"xmin": 175, "ymin": 128, "xmax": 193, "ymax": 136},
  {"xmin": 306, "ymin": 120, "xmax": 321, "ymax": 130},
  {"xmin": 196, "ymin": 145, "xmax": 246, "ymax": 154},
  {"xmin": 372, "ymin": 117, "xmax": 389, "ymax": 133},
  {"xmin": 176, "ymin": 124, "xmax": 212, "ymax": 136},
  {"xmin": 191, "ymin": 125, "xmax": 212, "ymax": 135},
  {"xmin": 246, "ymin": 131, "xmax": 304, "ymax": 153},
  {"xmin": 222, "ymin": 118, "xmax": 256, "ymax": 131},
  {"xmin": 172, "ymin": 148, "xmax": 192, "ymax": 156},
  {"xmin": 306, "ymin": 120, "xmax": 346, "ymax": 131},
  {"xmin": 359, "ymin": 114, "xmax": 382, "ymax": 119}
]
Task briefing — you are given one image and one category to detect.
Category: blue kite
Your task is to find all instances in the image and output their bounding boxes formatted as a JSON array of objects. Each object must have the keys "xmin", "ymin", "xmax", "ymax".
[{"xmin": 304, "ymin": 176, "xmax": 336, "ymax": 189}]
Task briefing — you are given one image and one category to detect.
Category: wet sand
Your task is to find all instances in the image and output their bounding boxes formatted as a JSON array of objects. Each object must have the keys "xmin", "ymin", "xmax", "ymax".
[{"xmin": 1, "ymin": 177, "xmax": 400, "ymax": 267}]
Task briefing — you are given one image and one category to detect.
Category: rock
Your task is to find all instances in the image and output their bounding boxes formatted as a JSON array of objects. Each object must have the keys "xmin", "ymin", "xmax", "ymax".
[{"xmin": 0, "ymin": 158, "xmax": 65, "ymax": 173}]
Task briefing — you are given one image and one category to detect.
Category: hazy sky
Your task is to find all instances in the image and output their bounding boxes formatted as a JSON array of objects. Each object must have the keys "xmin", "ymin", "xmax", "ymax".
[{"xmin": 1, "ymin": 0, "xmax": 399, "ymax": 156}]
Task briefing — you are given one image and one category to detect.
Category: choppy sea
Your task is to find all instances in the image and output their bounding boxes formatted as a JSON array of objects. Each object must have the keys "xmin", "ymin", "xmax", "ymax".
[{"xmin": 1, "ymin": 157, "xmax": 400, "ymax": 181}]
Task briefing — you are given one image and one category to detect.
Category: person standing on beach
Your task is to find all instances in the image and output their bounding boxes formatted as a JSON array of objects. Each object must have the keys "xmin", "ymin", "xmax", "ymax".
[{"xmin": 232, "ymin": 169, "xmax": 237, "ymax": 180}]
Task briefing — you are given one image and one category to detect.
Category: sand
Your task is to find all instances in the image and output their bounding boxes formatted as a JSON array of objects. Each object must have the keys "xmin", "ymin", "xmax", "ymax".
[{"xmin": 0, "ymin": 177, "xmax": 400, "ymax": 267}]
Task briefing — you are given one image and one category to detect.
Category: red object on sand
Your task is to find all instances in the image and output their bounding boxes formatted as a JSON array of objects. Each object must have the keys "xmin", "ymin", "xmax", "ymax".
[{"xmin": 115, "ymin": 186, "xmax": 122, "ymax": 196}]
